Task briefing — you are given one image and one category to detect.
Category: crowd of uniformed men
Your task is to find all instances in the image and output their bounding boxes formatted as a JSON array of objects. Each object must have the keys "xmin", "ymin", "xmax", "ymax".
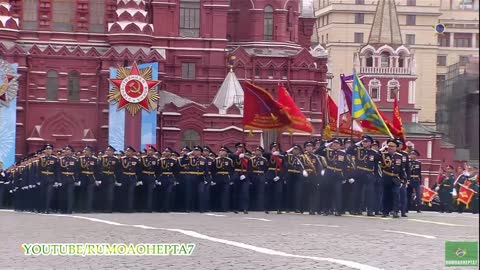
[{"xmin": 0, "ymin": 136, "xmax": 478, "ymax": 216}]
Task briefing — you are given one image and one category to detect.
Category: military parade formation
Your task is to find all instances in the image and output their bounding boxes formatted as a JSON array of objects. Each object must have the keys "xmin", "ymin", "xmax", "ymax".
[{"xmin": 0, "ymin": 136, "xmax": 478, "ymax": 216}]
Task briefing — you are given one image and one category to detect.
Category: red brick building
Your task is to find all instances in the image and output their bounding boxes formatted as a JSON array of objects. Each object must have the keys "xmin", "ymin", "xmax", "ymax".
[{"xmin": 0, "ymin": 0, "xmax": 328, "ymax": 155}]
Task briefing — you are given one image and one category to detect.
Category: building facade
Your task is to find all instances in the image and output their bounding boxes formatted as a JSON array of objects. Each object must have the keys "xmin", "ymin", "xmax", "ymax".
[
  {"xmin": 0, "ymin": 0, "xmax": 329, "ymax": 155},
  {"xmin": 314, "ymin": 0, "xmax": 479, "ymax": 127}
]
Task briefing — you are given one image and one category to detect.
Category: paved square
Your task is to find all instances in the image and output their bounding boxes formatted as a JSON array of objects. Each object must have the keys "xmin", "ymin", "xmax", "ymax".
[{"xmin": 0, "ymin": 210, "xmax": 478, "ymax": 270}]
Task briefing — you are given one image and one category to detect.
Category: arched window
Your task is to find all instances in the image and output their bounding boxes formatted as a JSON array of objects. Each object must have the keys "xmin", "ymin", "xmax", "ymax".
[
  {"xmin": 68, "ymin": 71, "xmax": 80, "ymax": 101},
  {"xmin": 53, "ymin": 0, "xmax": 75, "ymax": 31},
  {"xmin": 365, "ymin": 51, "xmax": 373, "ymax": 67},
  {"xmin": 23, "ymin": 0, "xmax": 38, "ymax": 30},
  {"xmin": 387, "ymin": 79, "xmax": 400, "ymax": 102},
  {"xmin": 380, "ymin": 52, "xmax": 390, "ymax": 68},
  {"xmin": 181, "ymin": 129, "xmax": 201, "ymax": 149},
  {"xmin": 46, "ymin": 70, "xmax": 58, "ymax": 101},
  {"xmin": 368, "ymin": 78, "xmax": 381, "ymax": 101},
  {"xmin": 264, "ymin": 6, "xmax": 274, "ymax": 40},
  {"xmin": 398, "ymin": 52, "xmax": 406, "ymax": 68},
  {"xmin": 89, "ymin": 0, "xmax": 105, "ymax": 33}
]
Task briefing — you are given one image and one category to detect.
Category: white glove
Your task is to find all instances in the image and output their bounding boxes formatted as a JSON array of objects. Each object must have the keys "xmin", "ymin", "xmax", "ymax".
[
  {"xmin": 230, "ymin": 182, "xmax": 234, "ymax": 185},
  {"xmin": 0, "ymin": 181, "xmax": 4, "ymax": 184},
  {"xmin": 273, "ymin": 151, "xmax": 280, "ymax": 156},
  {"xmin": 174, "ymin": 181, "xmax": 179, "ymax": 185},
  {"xmin": 348, "ymin": 178, "xmax": 355, "ymax": 184},
  {"xmin": 355, "ymin": 141, "xmax": 362, "ymax": 146},
  {"xmin": 95, "ymin": 181, "xmax": 102, "ymax": 186},
  {"xmin": 380, "ymin": 146, "xmax": 387, "ymax": 151},
  {"xmin": 239, "ymin": 153, "xmax": 245, "ymax": 159},
  {"xmin": 302, "ymin": 170, "xmax": 309, "ymax": 177},
  {"xmin": 115, "ymin": 182, "xmax": 122, "ymax": 187},
  {"xmin": 53, "ymin": 182, "xmax": 59, "ymax": 188},
  {"xmin": 136, "ymin": 181, "xmax": 143, "ymax": 186},
  {"xmin": 435, "ymin": 186, "xmax": 440, "ymax": 191},
  {"xmin": 0, "ymin": 172, "xmax": 5, "ymax": 177},
  {"xmin": 463, "ymin": 171, "xmax": 469, "ymax": 176},
  {"xmin": 9, "ymin": 189, "xmax": 13, "ymax": 193},
  {"xmin": 342, "ymin": 180, "xmax": 347, "ymax": 184},
  {"xmin": 451, "ymin": 188, "xmax": 457, "ymax": 197},
  {"xmin": 155, "ymin": 180, "xmax": 161, "ymax": 186},
  {"xmin": 240, "ymin": 175, "xmax": 246, "ymax": 180},
  {"xmin": 273, "ymin": 176, "xmax": 280, "ymax": 182},
  {"xmin": 325, "ymin": 142, "xmax": 333, "ymax": 147},
  {"xmin": 210, "ymin": 182, "xmax": 216, "ymax": 186},
  {"xmin": 29, "ymin": 185, "xmax": 34, "ymax": 188},
  {"xmin": 321, "ymin": 170, "xmax": 325, "ymax": 176},
  {"xmin": 5, "ymin": 181, "xmax": 10, "ymax": 185},
  {"xmin": 187, "ymin": 151, "xmax": 193, "ymax": 156},
  {"xmin": 74, "ymin": 182, "xmax": 80, "ymax": 186},
  {"xmin": 204, "ymin": 181, "xmax": 208, "ymax": 185},
  {"xmin": 36, "ymin": 182, "xmax": 41, "ymax": 186}
]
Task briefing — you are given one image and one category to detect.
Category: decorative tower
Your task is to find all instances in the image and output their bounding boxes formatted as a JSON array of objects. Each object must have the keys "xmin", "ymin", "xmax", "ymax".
[
  {"xmin": 108, "ymin": 0, "xmax": 154, "ymax": 46},
  {"xmin": 0, "ymin": 1, "xmax": 19, "ymax": 42},
  {"xmin": 357, "ymin": 0, "xmax": 418, "ymax": 124}
]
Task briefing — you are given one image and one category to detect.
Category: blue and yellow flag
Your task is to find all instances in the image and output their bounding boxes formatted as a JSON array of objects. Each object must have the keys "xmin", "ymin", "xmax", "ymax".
[{"xmin": 351, "ymin": 72, "xmax": 393, "ymax": 138}]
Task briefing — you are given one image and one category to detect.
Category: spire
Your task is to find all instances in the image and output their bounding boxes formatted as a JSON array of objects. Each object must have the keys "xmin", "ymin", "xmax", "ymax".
[
  {"xmin": 368, "ymin": 0, "xmax": 402, "ymax": 45},
  {"xmin": 212, "ymin": 71, "xmax": 244, "ymax": 115}
]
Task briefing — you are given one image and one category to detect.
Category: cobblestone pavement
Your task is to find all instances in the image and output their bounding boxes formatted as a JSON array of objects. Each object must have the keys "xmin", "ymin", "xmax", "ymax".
[{"xmin": 0, "ymin": 210, "xmax": 478, "ymax": 270}]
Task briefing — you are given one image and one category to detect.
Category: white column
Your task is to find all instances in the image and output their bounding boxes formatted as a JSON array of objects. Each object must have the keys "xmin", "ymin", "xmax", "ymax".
[
  {"xmin": 450, "ymin": 33, "xmax": 455, "ymax": 47},
  {"xmin": 472, "ymin": 33, "xmax": 477, "ymax": 48},
  {"xmin": 427, "ymin": 141, "xmax": 433, "ymax": 159}
]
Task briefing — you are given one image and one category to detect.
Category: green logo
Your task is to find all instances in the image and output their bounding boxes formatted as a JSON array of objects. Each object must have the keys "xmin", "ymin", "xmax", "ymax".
[{"xmin": 445, "ymin": 241, "xmax": 479, "ymax": 267}]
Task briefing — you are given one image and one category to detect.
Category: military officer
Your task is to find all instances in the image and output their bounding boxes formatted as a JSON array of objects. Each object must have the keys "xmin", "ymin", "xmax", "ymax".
[
  {"xmin": 139, "ymin": 145, "xmax": 159, "ymax": 212},
  {"xmin": 248, "ymin": 146, "xmax": 268, "ymax": 213},
  {"xmin": 212, "ymin": 146, "xmax": 234, "ymax": 212},
  {"xmin": 286, "ymin": 144, "xmax": 306, "ymax": 213},
  {"xmin": 317, "ymin": 138, "xmax": 348, "ymax": 216},
  {"xmin": 202, "ymin": 146, "xmax": 215, "ymax": 212},
  {"xmin": 408, "ymin": 150, "xmax": 422, "ymax": 213},
  {"xmin": 436, "ymin": 165, "xmax": 455, "ymax": 213},
  {"xmin": 230, "ymin": 143, "xmax": 250, "ymax": 214},
  {"xmin": 396, "ymin": 139, "xmax": 410, "ymax": 217},
  {"xmin": 347, "ymin": 135, "xmax": 380, "ymax": 216},
  {"xmin": 303, "ymin": 141, "xmax": 324, "ymax": 215},
  {"xmin": 179, "ymin": 145, "xmax": 207, "ymax": 212},
  {"xmin": 57, "ymin": 145, "xmax": 80, "ymax": 214},
  {"xmin": 79, "ymin": 146, "xmax": 99, "ymax": 213},
  {"xmin": 38, "ymin": 144, "xmax": 59, "ymax": 213},
  {"xmin": 380, "ymin": 139, "xmax": 405, "ymax": 218},
  {"xmin": 119, "ymin": 146, "xmax": 141, "ymax": 213},
  {"xmin": 158, "ymin": 147, "xmax": 179, "ymax": 212},
  {"xmin": 98, "ymin": 145, "xmax": 120, "ymax": 213},
  {"xmin": 371, "ymin": 140, "xmax": 383, "ymax": 215},
  {"xmin": 264, "ymin": 142, "xmax": 285, "ymax": 214}
]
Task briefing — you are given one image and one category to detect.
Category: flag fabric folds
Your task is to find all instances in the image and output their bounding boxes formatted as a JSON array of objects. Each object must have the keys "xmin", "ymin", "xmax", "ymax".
[
  {"xmin": 242, "ymin": 82, "xmax": 292, "ymax": 131},
  {"xmin": 277, "ymin": 85, "xmax": 313, "ymax": 134},
  {"xmin": 457, "ymin": 184, "xmax": 476, "ymax": 208},
  {"xmin": 351, "ymin": 72, "xmax": 393, "ymax": 138},
  {"xmin": 421, "ymin": 186, "xmax": 438, "ymax": 206},
  {"xmin": 393, "ymin": 93, "xmax": 406, "ymax": 147}
]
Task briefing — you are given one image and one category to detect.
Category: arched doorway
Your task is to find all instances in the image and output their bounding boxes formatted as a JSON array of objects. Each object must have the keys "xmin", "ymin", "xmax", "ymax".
[{"xmin": 181, "ymin": 129, "xmax": 201, "ymax": 149}]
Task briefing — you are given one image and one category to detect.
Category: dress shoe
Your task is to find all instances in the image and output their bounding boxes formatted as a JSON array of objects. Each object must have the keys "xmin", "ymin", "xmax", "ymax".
[
  {"xmin": 401, "ymin": 214, "xmax": 408, "ymax": 217},
  {"xmin": 265, "ymin": 211, "xmax": 269, "ymax": 214},
  {"xmin": 393, "ymin": 213, "xmax": 400, "ymax": 218},
  {"xmin": 367, "ymin": 212, "xmax": 375, "ymax": 217},
  {"xmin": 277, "ymin": 210, "xmax": 282, "ymax": 214},
  {"xmin": 243, "ymin": 210, "xmax": 248, "ymax": 214},
  {"xmin": 334, "ymin": 212, "xmax": 342, "ymax": 216}
]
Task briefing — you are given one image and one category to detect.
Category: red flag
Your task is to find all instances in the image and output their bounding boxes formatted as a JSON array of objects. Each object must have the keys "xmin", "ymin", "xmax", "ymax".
[
  {"xmin": 457, "ymin": 184, "xmax": 476, "ymax": 208},
  {"xmin": 277, "ymin": 85, "xmax": 313, "ymax": 133},
  {"xmin": 242, "ymin": 82, "xmax": 292, "ymax": 130},
  {"xmin": 393, "ymin": 94, "xmax": 406, "ymax": 149},
  {"xmin": 421, "ymin": 186, "xmax": 438, "ymax": 206}
]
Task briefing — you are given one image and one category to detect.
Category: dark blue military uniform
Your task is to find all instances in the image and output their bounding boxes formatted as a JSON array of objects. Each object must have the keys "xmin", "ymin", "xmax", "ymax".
[
  {"xmin": 57, "ymin": 153, "xmax": 80, "ymax": 214},
  {"xmin": 264, "ymin": 143, "xmax": 285, "ymax": 214},
  {"xmin": 139, "ymin": 147, "xmax": 159, "ymax": 212},
  {"xmin": 158, "ymin": 148, "xmax": 179, "ymax": 212},
  {"xmin": 79, "ymin": 151, "xmax": 99, "ymax": 213},
  {"xmin": 38, "ymin": 146, "xmax": 59, "ymax": 213},
  {"xmin": 303, "ymin": 141, "xmax": 324, "ymax": 215},
  {"xmin": 397, "ymin": 144, "xmax": 410, "ymax": 217},
  {"xmin": 119, "ymin": 147, "xmax": 141, "ymax": 213},
  {"xmin": 99, "ymin": 147, "xmax": 120, "ymax": 213},
  {"xmin": 179, "ymin": 145, "xmax": 207, "ymax": 212},
  {"xmin": 212, "ymin": 147, "xmax": 234, "ymax": 212},
  {"xmin": 229, "ymin": 144, "xmax": 250, "ymax": 214},
  {"xmin": 438, "ymin": 172, "xmax": 454, "ymax": 213},
  {"xmin": 285, "ymin": 145, "xmax": 305, "ymax": 213},
  {"xmin": 380, "ymin": 140, "xmax": 405, "ymax": 218},
  {"xmin": 248, "ymin": 147, "xmax": 268, "ymax": 213},
  {"xmin": 408, "ymin": 150, "xmax": 422, "ymax": 212}
]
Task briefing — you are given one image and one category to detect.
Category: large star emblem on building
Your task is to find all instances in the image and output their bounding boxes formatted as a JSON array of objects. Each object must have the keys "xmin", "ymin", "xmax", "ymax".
[
  {"xmin": 0, "ymin": 60, "xmax": 20, "ymax": 107},
  {"xmin": 108, "ymin": 62, "xmax": 161, "ymax": 116}
]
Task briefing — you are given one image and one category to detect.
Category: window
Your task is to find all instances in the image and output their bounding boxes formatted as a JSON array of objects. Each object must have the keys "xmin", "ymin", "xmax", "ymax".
[
  {"xmin": 264, "ymin": 6, "xmax": 274, "ymax": 40},
  {"xmin": 89, "ymin": 0, "xmax": 105, "ymax": 33},
  {"xmin": 406, "ymin": 15, "xmax": 416, "ymax": 26},
  {"xmin": 53, "ymin": 0, "xmax": 75, "ymax": 31},
  {"xmin": 282, "ymin": 66, "xmax": 288, "ymax": 79},
  {"xmin": 437, "ymin": 55, "xmax": 447, "ymax": 66},
  {"xmin": 354, "ymin": 13, "xmax": 364, "ymax": 24},
  {"xmin": 356, "ymin": 0, "xmax": 365, "ymax": 4},
  {"xmin": 368, "ymin": 79, "xmax": 381, "ymax": 101},
  {"xmin": 454, "ymin": 33, "xmax": 472, "ymax": 47},
  {"xmin": 181, "ymin": 129, "xmax": 200, "ymax": 149},
  {"xmin": 438, "ymin": 33, "xmax": 450, "ymax": 47},
  {"xmin": 436, "ymin": 75, "xmax": 446, "ymax": 88},
  {"xmin": 365, "ymin": 52, "xmax": 373, "ymax": 67},
  {"xmin": 67, "ymin": 71, "xmax": 80, "ymax": 101},
  {"xmin": 255, "ymin": 65, "xmax": 260, "ymax": 78},
  {"xmin": 180, "ymin": 0, "xmax": 201, "ymax": 37},
  {"xmin": 459, "ymin": 55, "xmax": 470, "ymax": 66},
  {"xmin": 23, "ymin": 0, "xmax": 38, "ymax": 30},
  {"xmin": 268, "ymin": 66, "xmax": 274, "ymax": 79},
  {"xmin": 406, "ymin": 34, "xmax": 415, "ymax": 45},
  {"xmin": 181, "ymin": 63, "xmax": 196, "ymax": 79},
  {"xmin": 354, "ymin": 32, "xmax": 364, "ymax": 43},
  {"xmin": 398, "ymin": 54, "xmax": 406, "ymax": 67},
  {"xmin": 46, "ymin": 70, "xmax": 58, "ymax": 101},
  {"xmin": 407, "ymin": 0, "xmax": 416, "ymax": 6},
  {"xmin": 380, "ymin": 52, "xmax": 390, "ymax": 68},
  {"xmin": 387, "ymin": 80, "xmax": 400, "ymax": 102}
]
